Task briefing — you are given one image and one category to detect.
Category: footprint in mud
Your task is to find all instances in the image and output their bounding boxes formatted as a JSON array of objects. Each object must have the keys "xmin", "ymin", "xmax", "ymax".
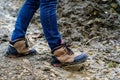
[
  {"xmin": 61, "ymin": 62, "xmax": 92, "ymax": 80},
  {"xmin": 62, "ymin": 63, "xmax": 86, "ymax": 72}
]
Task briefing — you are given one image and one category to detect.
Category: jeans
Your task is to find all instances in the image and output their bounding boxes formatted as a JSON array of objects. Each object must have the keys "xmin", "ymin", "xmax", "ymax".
[{"xmin": 11, "ymin": 0, "xmax": 61, "ymax": 50}]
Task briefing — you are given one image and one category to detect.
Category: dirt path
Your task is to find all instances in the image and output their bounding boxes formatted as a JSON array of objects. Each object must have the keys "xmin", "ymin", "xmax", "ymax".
[{"xmin": 0, "ymin": 0, "xmax": 120, "ymax": 80}]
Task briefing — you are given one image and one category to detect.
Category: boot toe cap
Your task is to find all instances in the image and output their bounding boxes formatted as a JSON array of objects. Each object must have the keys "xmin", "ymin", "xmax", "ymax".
[{"xmin": 74, "ymin": 53, "xmax": 88, "ymax": 63}]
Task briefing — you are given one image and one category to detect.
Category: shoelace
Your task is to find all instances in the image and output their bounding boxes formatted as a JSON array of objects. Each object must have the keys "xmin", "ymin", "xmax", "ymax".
[{"xmin": 62, "ymin": 43, "xmax": 74, "ymax": 55}]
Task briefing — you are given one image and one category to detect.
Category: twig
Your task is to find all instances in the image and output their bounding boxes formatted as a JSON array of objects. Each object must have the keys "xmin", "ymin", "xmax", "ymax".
[
  {"xmin": 85, "ymin": 36, "xmax": 100, "ymax": 45},
  {"xmin": 104, "ymin": 56, "xmax": 120, "ymax": 64}
]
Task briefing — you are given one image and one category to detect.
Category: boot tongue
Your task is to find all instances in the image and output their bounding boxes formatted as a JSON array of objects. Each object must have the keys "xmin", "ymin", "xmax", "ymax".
[
  {"xmin": 65, "ymin": 47, "xmax": 74, "ymax": 55},
  {"xmin": 62, "ymin": 43, "xmax": 74, "ymax": 55},
  {"xmin": 51, "ymin": 42, "xmax": 74, "ymax": 55}
]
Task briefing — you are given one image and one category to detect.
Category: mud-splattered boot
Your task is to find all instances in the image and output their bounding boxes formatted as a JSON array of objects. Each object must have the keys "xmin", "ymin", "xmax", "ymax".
[
  {"xmin": 51, "ymin": 43, "xmax": 87, "ymax": 67},
  {"xmin": 5, "ymin": 38, "xmax": 37, "ymax": 58}
]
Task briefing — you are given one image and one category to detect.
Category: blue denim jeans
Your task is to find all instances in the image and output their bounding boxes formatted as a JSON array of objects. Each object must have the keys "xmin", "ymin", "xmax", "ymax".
[{"xmin": 11, "ymin": 0, "xmax": 61, "ymax": 50}]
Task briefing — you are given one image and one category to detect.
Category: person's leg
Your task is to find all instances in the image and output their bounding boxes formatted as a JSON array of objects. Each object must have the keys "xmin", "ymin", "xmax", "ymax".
[
  {"xmin": 11, "ymin": 0, "xmax": 40, "ymax": 41},
  {"xmin": 5, "ymin": 0, "xmax": 40, "ymax": 57},
  {"xmin": 40, "ymin": 0, "xmax": 61, "ymax": 50},
  {"xmin": 40, "ymin": 0, "xmax": 87, "ymax": 67}
]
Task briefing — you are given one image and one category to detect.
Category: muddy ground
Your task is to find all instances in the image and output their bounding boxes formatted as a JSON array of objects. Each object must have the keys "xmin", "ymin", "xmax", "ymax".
[{"xmin": 0, "ymin": 0, "xmax": 120, "ymax": 80}]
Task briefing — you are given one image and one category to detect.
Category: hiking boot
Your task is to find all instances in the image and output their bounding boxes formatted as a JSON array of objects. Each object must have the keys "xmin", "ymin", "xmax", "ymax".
[
  {"xmin": 51, "ymin": 43, "xmax": 87, "ymax": 67},
  {"xmin": 5, "ymin": 38, "xmax": 37, "ymax": 58}
]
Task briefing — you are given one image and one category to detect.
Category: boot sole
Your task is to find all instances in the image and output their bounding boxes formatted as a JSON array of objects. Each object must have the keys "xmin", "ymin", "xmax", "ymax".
[
  {"xmin": 5, "ymin": 50, "xmax": 37, "ymax": 58},
  {"xmin": 51, "ymin": 58, "xmax": 87, "ymax": 67}
]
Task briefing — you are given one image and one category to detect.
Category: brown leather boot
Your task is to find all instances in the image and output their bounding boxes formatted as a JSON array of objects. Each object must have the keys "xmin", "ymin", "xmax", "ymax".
[
  {"xmin": 51, "ymin": 43, "xmax": 87, "ymax": 67},
  {"xmin": 5, "ymin": 38, "xmax": 37, "ymax": 58}
]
